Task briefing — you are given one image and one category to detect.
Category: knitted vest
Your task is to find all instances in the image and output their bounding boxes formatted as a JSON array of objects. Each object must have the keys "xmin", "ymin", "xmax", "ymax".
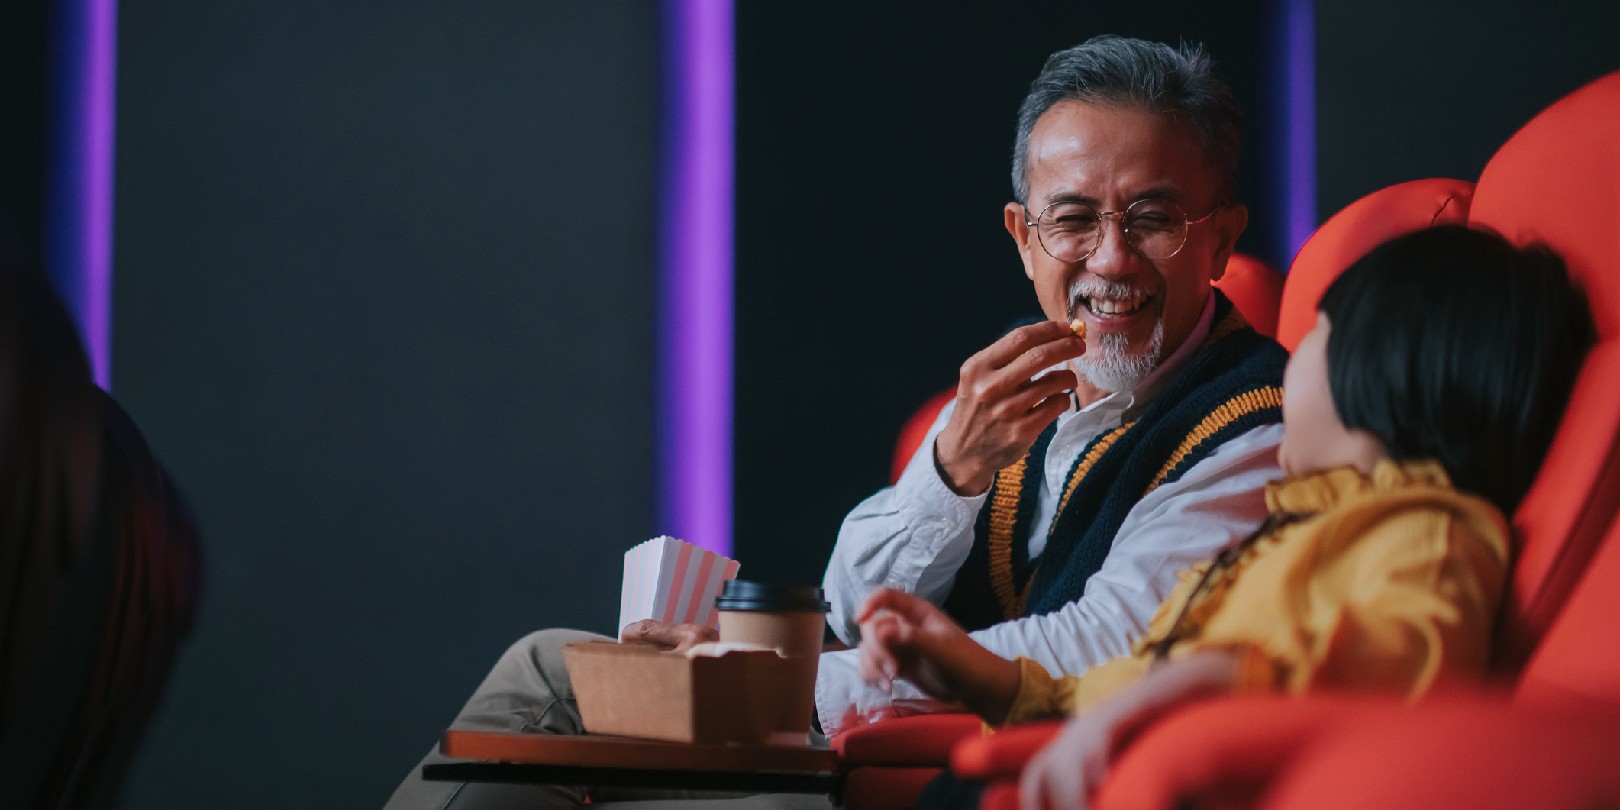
[{"xmin": 942, "ymin": 292, "xmax": 1287, "ymax": 631}]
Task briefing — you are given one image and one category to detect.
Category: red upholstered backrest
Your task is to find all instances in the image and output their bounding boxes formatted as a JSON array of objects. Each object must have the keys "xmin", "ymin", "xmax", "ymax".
[
  {"xmin": 1468, "ymin": 72, "xmax": 1620, "ymax": 671},
  {"xmin": 1213, "ymin": 253, "xmax": 1284, "ymax": 339},
  {"xmin": 1515, "ymin": 518, "xmax": 1620, "ymax": 710},
  {"xmin": 890, "ymin": 389, "xmax": 955, "ymax": 485},
  {"xmin": 1276, "ymin": 178, "xmax": 1474, "ymax": 351}
]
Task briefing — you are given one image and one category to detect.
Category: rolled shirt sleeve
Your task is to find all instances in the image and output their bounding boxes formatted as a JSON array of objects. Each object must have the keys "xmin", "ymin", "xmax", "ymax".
[{"xmin": 824, "ymin": 399, "xmax": 985, "ymax": 645}]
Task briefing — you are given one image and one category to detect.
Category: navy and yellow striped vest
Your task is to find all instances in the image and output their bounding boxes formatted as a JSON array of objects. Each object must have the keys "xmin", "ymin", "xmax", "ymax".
[{"xmin": 942, "ymin": 292, "xmax": 1287, "ymax": 630}]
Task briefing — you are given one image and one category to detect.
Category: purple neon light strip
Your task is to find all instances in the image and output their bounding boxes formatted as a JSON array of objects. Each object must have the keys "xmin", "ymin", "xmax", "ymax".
[
  {"xmin": 657, "ymin": 0, "xmax": 734, "ymax": 556},
  {"xmin": 1284, "ymin": 0, "xmax": 1316, "ymax": 262},
  {"xmin": 86, "ymin": 0, "xmax": 117, "ymax": 389},
  {"xmin": 46, "ymin": 0, "xmax": 117, "ymax": 390}
]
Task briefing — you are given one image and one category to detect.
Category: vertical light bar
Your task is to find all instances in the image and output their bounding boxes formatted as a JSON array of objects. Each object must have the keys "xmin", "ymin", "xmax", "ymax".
[
  {"xmin": 657, "ymin": 0, "xmax": 734, "ymax": 556},
  {"xmin": 45, "ymin": 0, "xmax": 118, "ymax": 389},
  {"xmin": 1273, "ymin": 0, "xmax": 1316, "ymax": 265}
]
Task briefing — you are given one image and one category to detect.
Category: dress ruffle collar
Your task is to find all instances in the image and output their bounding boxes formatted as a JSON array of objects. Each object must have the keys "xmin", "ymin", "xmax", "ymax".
[{"xmin": 1264, "ymin": 458, "xmax": 1452, "ymax": 515}]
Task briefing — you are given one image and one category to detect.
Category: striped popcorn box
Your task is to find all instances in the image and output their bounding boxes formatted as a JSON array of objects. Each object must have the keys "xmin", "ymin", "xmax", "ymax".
[{"xmin": 618, "ymin": 535, "xmax": 741, "ymax": 635}]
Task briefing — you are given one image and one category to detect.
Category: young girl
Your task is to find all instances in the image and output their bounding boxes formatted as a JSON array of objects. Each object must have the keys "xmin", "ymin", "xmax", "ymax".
[{"xmin": 854, "ymin": 226, "xmax": 1594, "ymax": 810}]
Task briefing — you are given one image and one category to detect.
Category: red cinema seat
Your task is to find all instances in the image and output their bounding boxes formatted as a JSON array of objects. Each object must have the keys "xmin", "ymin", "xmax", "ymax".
[
  {"xmin": 1273, "ymin": 177, "xmax": 1473, "ymax": 351},
  {"xmin": 1214, "ymin": 253, "xmax": 1285, "ymax": 340},
  {"xmin": 951, "ymin": 70, "xmax": 1620, "ymax": 810},
  {"xmin": 890, "ymin": 389, "xmax": 956, "ymax": 485}
]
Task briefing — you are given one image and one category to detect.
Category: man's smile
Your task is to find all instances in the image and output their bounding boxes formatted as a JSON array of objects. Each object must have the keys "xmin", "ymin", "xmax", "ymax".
[
  {"xmin": 1068, "ymin": 277, "xmax": 1162, "ymax": 328},
  {"xmin": 1077, "ymin": 290, "xmax": 1155, "ymax": 319}
]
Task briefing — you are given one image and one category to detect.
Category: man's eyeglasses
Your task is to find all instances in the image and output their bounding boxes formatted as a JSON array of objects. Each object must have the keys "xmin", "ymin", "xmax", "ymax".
[{"xmin": 1023, "ymin": 199, "xmax": 1224, "ymax": 263}]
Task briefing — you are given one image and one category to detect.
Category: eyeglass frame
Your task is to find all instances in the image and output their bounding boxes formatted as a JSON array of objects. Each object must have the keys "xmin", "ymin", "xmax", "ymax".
[{"xmin": 1022, "ymin": 198, "xmax": 1226, "ymax": 263}]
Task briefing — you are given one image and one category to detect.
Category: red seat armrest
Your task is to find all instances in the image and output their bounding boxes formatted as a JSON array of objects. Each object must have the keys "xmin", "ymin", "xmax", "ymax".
[
  {"xmin": 1095, "ymin": 695, "xmax": 1373, "ymax": 810},
  {"xmin": 949, "ymin": 720, "xmax": 1064, "ymax": 781},
  {"xmin": 833, "ymin": 713, "xmax": 986, "ymax": 767}
]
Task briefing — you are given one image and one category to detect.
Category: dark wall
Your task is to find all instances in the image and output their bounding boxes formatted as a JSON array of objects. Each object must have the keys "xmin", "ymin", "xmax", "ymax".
[
  {"xmin": 112, "ymin": 2, "xmax": 656, "ymax": 807},
  {"xmin": 0, "ymin": 0, "xmax": 47, "ymax": 264},
  {"xmin": 1316, "ymin": 0, "xmax": 1620, "ymax": 216},
  {"xmin": 731, "ymin": 3, "xmax": 1272, "ymax": 589}
]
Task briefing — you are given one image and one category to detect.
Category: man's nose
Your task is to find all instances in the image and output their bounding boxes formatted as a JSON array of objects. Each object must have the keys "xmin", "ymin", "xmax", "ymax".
[{"xmin": 1084, "ymin": 217, "xmax": 1139, "ymax": 279}]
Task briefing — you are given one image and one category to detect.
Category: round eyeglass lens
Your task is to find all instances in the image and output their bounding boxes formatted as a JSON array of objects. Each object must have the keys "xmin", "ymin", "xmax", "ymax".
[
  {"xmin": 1033, "ymin": 201, "xmax": 1100, "ymax": 263},
  {"xmin": 1120, "ymin": 199, "xmax": 1190, "ymax": 260}
]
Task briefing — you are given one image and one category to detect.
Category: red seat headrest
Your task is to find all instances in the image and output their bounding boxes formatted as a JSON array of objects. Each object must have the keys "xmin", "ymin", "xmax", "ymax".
[
  {"xmin": 1213, "ymin": 254, "xmax": 1284, "ymax": 339},
  {"xmin": 1277, "ymin": 178, "xmax": 1474, "ymax": 351}
]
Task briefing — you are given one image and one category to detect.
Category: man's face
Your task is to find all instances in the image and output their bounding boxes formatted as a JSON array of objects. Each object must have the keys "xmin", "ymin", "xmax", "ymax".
[{"xmin": 1003, "ymin": 101, "xmax": 1246, "ymax": 394}]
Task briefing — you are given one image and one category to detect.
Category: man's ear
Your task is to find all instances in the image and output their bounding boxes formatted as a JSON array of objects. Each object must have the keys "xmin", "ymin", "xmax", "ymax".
[
  {"xmin": 1209, "ymin": 203, "xmax": 1249, "ymax": 281},
  {"xmin": 1004, "ymin": 202, "xmax": 1037, "ymax": 281}
]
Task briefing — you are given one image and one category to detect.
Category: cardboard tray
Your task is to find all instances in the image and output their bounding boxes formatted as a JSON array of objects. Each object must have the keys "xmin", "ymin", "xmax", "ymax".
[{"xmin": 562, "ymin": 640, "xmax": 807, "ymax": 744}]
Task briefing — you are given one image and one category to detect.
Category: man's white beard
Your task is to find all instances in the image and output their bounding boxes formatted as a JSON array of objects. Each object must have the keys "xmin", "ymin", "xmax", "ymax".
[{"xmin": 1076, "ymin": 318, "xmax": 1164, "ymax": 393}]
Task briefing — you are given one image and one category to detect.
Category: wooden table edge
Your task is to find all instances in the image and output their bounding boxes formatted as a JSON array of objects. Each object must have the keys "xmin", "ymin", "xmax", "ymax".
[{"xmin": 439, "ymin": 730, "xmax": 840, "ymax": 774}]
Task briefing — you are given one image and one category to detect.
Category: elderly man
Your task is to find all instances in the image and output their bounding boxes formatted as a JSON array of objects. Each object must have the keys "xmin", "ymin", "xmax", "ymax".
[
  {"xmin": 814, "ymin": 34, "xmax": 1285, "ymax": 735},
  {"xmin": 385, "ymin": 34, "xmax": 1285, "ymax": 809}
]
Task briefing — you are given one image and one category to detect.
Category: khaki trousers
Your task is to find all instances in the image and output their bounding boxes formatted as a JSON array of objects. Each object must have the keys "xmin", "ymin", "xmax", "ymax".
[{"xmin": 384, "ymin": 629, "xmax": 831, "ymax": 810}]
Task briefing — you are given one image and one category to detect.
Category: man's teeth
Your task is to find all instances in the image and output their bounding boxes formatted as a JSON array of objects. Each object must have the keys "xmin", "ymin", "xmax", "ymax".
[{"xmin": 1085, "ymin": 294, "xmax": 1148, "ymax": 316}]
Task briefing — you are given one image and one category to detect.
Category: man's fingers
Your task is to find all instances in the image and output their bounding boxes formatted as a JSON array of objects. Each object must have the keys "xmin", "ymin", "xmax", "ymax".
[
  {"xmin": 668, "ymin": 624, "xmax": 719, "ymax": 652},
  {"xmin": 961, "ymin": 334, "xmax": 1082, "ymax": 409},
  {"xmin": 619, "ymin": 620, "xmax": 716, "ymax": 651},
  {"xmin": 978, "ymin": 390, "xmax": 1072, "ymax": 457},
  {"xmin": 970, "ymin": 320, "xmax": 1082, "ymax": 377},
  {"xmin": 619, "ymin": 619, "xmax": 663, "ymax": 644},
  {"xmin": 996, "ymin": 371, "xmax": 1078, "ymax": 420},
  {"xmin": 1018, "ymin": 391, "xmax": 1075, "ymax": 431},
  {"xmin": 996, "ymin": 332, "xmax": 1086, "ymax": 385}
]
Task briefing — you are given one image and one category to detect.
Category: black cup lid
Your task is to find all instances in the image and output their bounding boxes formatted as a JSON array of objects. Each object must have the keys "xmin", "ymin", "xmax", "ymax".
[{"xmin": 714, "ymin": 580, "xmax": 830, "ymax": 613}]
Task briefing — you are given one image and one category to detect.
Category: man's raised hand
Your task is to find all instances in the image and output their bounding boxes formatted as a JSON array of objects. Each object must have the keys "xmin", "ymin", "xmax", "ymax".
[{"xmin": 935, "ymin": 320, "xmax": 1084, "ymax": 495}]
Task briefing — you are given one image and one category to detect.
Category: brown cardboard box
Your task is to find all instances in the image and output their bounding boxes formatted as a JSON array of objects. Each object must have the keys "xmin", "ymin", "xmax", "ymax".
[{"xmin": 562, "ymin": 641, "xmax": 810, "ymax": 745}]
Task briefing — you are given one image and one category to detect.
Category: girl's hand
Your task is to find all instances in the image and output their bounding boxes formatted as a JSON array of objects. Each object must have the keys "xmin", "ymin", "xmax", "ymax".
[
  {"xmin": 855, "ymin": 588, "xmax": 1022, "ymax": 723},
  {"xmin": 1018, "ymin": 651, "xmax": 1244, "ymax": 810}
]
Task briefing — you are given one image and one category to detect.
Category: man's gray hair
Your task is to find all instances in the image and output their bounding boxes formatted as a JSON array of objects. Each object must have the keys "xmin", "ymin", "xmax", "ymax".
[{"xmin": 1011, "ymin": 35, "xmax": 1242, "ymax": 205}]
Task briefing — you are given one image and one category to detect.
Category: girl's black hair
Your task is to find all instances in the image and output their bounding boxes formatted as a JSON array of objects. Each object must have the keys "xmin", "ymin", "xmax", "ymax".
[{"xmin": 1318, "ymin": 225, "xmax": 1595, "ymax": 514}]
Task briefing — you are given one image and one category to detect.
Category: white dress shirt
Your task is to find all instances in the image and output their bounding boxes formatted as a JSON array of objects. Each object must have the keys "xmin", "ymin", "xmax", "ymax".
[{"xmin": 815, "ymin": 294, "xmax": 1286, "ymax": 736}]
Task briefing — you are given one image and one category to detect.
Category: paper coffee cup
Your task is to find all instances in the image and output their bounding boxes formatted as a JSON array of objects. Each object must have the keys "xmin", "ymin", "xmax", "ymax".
[{"xmin": 714, "ymin": 581, "xmax": 829, "ymax": 742}]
